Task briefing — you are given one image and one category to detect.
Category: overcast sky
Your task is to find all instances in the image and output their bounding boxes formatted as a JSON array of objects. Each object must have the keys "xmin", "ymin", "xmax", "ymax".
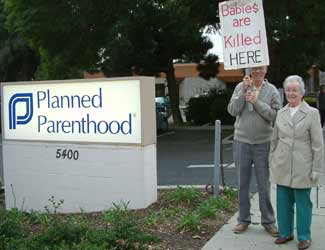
[{"xmin": 205, "ymin": 30, "xmax": 224, "ymax": 62}]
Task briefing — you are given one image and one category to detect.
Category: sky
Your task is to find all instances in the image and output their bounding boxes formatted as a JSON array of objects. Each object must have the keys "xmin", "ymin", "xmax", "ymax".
[{"xmin": 205, "ymin": 30, "xmax": 224, "ymax": 62}]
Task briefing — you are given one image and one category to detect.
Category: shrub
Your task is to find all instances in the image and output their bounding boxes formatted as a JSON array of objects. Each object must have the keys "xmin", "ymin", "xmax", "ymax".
[
  {"xmin": 37, "ymin": 216, "xmax": 89, "ymax": 246},
  {"xmin": 166, "ymin": 186, "xmax": 200, "ymax": 205},
  {"xmin": 209, "ymin": 89, "xmax": 235, "ymax": 125},
  {"xmin": 0, "ymin": 208, "xmax": 31, "ymax": 250},
  {"xmin": 102, "ymin": 202, "xmax": 158, "ymax": 249},
  {"xmin": 214, "ymin": 197, "xmax": 231, "ymax": 210},
  {"xmin": 222, "ymin": 187, "xmax": 238, "ymax": 200},
  {"xmin": 186, "ymin": 95, "xmax": 212, "ymax": 125},
  {"xmin": 0, "ymin": 201, "xmax": 157, "ymax": 250},
  {"xmin": 70, "ymin": 241, "xmax": 110, "ymax": 250},
  {"xmin": 197, "ymin": 197, "xmax": 219, "ymax": 219},
  {"xmin": 160, "ymin": 207, "xmax": 182, "ymax": 218},
  {"xmin": 178, "ymin": 213, "xmax": 201, "ymax": 232},
  {"xmin": 197, "ymin": 194, "xmax": 233, "ymax": 219},
  {"xmin": 304, "ymin": 96, "xmax": 317, "ymax": 108},
  {"xmin": 185, "ymin": 88, "xmax": 235, "ymax": 125},
  {"xmin": 26, "ymin": 210, "xmax": 51, "ymax": 226},
  {"xmin": 1, "ymin": 238, "xmax": 30, "ymax": 250},
  {"xmin": 145, "ymin": 211, "xmax": 162, "ymax": 226},
  {"xmin": 0, "ymin": 208, "xmax": 26, "ymax": 239}
]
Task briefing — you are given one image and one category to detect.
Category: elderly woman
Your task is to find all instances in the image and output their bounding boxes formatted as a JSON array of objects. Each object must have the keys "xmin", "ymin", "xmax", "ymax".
[{"xmin": 269, "ymin": 75, "xmax": 324, "ymax": 250}]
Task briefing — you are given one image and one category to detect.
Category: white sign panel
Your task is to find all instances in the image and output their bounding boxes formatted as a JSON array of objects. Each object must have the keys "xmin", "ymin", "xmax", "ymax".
[
  {"xmin": 219, "ymin": 0, "xmax": 269, "ymax": 70},
  {"xmin": 2, "ymin": 80, "xmax": 142, "ymax": 143}
]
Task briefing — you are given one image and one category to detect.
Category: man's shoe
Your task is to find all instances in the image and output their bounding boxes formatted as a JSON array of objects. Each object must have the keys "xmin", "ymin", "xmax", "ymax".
[
  {"xmin": 264, "ymin": 225, "xmax": 279, "ymax": 237},
  {"xmin": 274, "ymin": 235, "xmax": 294, "ymax": 244},
  {"xmin": 298, "ymin": 240, "xmax": 311, "ymax": 250},
  {"xmin": 232, "ymin": 223, "xmax": 248, "ymax": 234}
]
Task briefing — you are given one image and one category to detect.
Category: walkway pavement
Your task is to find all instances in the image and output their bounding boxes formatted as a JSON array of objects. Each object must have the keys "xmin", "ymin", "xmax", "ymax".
[{"xmin": 202, "ymin": 175, "xmax": 325, "ymax": 250}]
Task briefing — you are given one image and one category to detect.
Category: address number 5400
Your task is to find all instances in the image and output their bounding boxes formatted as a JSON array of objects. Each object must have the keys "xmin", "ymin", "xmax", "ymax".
[{"xmin": 56, "ymin": 149, "xmax": 79, "ymax": 160}]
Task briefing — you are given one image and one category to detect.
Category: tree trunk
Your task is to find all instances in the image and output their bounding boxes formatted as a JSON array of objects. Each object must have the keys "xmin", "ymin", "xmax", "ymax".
[{"xmin": 166, "ymin": 60, "xmax": 183, "ymax": 125}]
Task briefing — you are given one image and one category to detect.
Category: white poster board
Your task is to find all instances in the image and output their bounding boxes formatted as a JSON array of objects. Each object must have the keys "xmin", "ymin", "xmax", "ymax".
[{"xmin": 219, "ymin": 0, "xmax": 269, "ymax": 70}]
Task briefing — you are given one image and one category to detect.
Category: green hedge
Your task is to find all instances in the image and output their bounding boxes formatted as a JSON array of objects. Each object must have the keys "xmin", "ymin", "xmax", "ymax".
[
  {"xmin": 185, "ymin": 89, "xmax": 235, "ymax": 125},
  {"xmin": 304, "ymin": 96, "xmax": 317, "ymax": 108}
]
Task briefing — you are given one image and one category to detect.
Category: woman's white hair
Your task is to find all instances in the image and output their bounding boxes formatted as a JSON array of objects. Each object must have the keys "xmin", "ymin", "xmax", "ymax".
[{"xmin": 283, "ymin": 75, "xmax": 305, "ymax": 95}]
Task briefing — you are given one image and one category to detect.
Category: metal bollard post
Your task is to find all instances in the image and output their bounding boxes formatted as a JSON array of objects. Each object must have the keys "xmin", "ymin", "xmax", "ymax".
[
  {"xmin": 214, "ymin": 120, "xmax": 221, "ymax": 198},
  {"xmin": 316, "ymin": 186, "xmax": 319, "ymax": 208},
  {"xmin": 220, "ymin": 137, "xmax": 225, "ymax": 187}
]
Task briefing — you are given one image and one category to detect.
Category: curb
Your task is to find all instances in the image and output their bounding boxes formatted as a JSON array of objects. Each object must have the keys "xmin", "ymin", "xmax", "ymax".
[
  {"xmin": 169, "ymin": 125, "xmax": 234, "ymax": 131},
  {"xmin": 158, "ymin": 185, "xmax": 207, "ymax": 189}
]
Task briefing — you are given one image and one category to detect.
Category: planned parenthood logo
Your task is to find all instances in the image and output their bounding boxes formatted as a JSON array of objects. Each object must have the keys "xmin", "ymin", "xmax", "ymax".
[{"xmin": 8, "ymin": 93, "xmax": 34, "ymax": 129}]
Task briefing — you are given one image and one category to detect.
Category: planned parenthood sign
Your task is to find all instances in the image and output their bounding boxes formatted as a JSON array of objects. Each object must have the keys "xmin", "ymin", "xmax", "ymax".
[
  {"xmin": 2, "ymin": 79, "xmax": 142, "ymax": 143},
  {"xmin": 219, "ymin": 0, "xmax": 269, "ymax": 70}
]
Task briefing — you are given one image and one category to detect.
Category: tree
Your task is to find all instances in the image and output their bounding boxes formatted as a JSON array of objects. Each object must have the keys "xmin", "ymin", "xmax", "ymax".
[
  {"xmin": 6, "ymin": 0, "xmax": 325, "ymax": 114},
  {"xmin": 33, "ymin": 48, "xmax": 84, "ymax": 80},
  {"xmin": 5, "ymin": 0, "xmax": 220, "ymax": 124},
  {"xmin": 92, "ymin": 0, "xmax": 220, "ymax": 124},
  {"xmin": 5, "ymin": 0, "xmax": 132, "ymax": 80},
  {"xmin": 263, "ymin": 0, "xmax": 325, "ymax": 86},
  {"xmin": 197, "ymin": 54, "xmax": 220, "ymax": 80},
  {"xmin": 0, "ymin": 0, "xmax": 38, "ymax": 82}
]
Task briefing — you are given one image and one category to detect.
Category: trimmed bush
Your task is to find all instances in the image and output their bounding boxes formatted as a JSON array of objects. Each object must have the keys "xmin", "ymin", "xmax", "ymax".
[
  {"xmin": 209, "ymin": 89, "xmax": 235, "ymax": 125},
  {"xmin": 304, "ymin": 96, "xmax": 317, "ymax": 108},
  {"xmin": 185, "ymin": 95, "xmax": 212, "ymax": 125},
  {"xmin": 185, "ymin": 89, "xmax": 235, "ymax": 125}
]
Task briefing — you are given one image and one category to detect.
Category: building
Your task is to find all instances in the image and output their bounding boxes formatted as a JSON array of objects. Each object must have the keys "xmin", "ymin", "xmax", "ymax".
[{"xmin": 84, "ymin": 62, "xmax": 243, "ymax": 99}]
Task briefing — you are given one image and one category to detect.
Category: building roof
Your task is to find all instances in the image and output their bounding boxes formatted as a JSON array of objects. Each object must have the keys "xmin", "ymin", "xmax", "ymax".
[
  {"xmin": 170, "ymin": 63, "xmax": 243, "ymax": 83},
  {"xmin": 84, "ymin": 62, "xmax": 244, "ymax": 83},
  {"xmin": 83, "ymin": 71, "xmax": 105, "ymax": 79},
  {"xmin": 217, "ymin": 63, "xmax": 244, "ymax": 83}
]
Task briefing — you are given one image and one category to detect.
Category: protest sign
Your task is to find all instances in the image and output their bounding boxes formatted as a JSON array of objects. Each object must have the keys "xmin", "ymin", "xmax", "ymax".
[{"xmin": 219, "ymin": 0, "xmax": 269, "ymax": 70}]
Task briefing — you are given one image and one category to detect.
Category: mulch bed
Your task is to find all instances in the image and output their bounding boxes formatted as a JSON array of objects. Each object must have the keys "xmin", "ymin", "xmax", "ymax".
[{"xmin": 0, "ymin": 187, "xmax": 238, "ymax": 250}]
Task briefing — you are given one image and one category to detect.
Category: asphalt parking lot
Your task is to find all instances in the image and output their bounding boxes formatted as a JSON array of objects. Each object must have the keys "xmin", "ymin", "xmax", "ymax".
[{"xmin": 157, "ymin": 129, "xmax": 238, "ymax": 186}]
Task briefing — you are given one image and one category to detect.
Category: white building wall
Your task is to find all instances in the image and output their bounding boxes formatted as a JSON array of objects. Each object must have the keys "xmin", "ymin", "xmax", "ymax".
[{"xmin": 179, "ymin": 77, "xmax": 226, "ymax": 106}]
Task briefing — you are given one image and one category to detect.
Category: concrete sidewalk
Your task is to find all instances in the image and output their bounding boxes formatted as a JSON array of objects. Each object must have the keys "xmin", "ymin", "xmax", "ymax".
[{"xmin": 202, "ymin": 175, "xmax": 325, "ymax": 250}]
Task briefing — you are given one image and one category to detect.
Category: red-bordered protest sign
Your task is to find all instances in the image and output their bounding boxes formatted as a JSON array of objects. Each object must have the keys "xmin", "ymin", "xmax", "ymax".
[{"xmin": 219, "ymin": 0, "xmax": 269, "ymax": 70}]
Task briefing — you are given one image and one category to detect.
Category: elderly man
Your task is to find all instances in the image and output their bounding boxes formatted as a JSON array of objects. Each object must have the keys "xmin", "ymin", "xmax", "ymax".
[{"xmin": 227, "ymin": 66, "xmax": 281, "ymax": 236}]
